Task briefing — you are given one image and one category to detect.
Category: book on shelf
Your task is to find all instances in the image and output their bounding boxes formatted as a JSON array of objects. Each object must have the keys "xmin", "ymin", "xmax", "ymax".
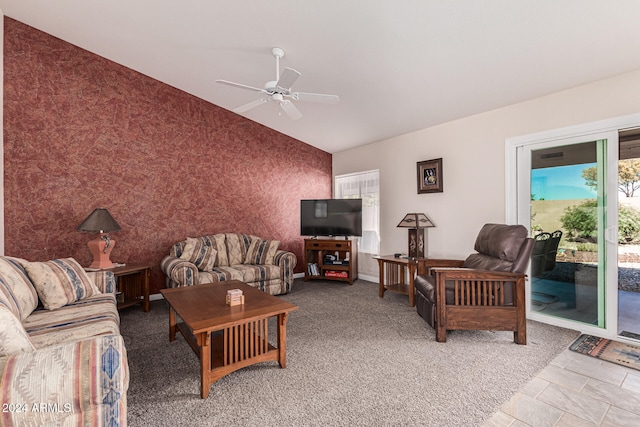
[
  {"xmin": 307, "ymin": 262, "xmax": 320, "ymax": 276},
  {"xmin": 325, "ymin": 270, "xmax": 348, "ymax": 278}
]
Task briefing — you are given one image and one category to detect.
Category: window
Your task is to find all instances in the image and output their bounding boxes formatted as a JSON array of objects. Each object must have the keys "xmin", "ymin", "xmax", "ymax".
[{"xmin": 334, "ymin": 170, "xmax": 380, "ymax": 254}]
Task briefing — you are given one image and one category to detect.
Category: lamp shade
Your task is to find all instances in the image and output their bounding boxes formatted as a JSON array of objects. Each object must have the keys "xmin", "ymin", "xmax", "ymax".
[
  {"xmin": 77, "ymin": 208, "xmax": 121, "ymax": 233},
  {"xmin": 397, "ymin": 213, "xmax": 435, "ymax": 229}
]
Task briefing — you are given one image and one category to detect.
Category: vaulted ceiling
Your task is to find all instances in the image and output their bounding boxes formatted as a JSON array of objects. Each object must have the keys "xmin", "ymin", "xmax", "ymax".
[{"xmin": 3, "ymin": 1, "xmax": 640, "ymax": 153}]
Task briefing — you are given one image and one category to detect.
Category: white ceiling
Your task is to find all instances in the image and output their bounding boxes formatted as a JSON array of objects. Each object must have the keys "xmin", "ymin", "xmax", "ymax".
[{"xmin": 2, "ymin": 1, "xmax": 640, "ymax": 154}]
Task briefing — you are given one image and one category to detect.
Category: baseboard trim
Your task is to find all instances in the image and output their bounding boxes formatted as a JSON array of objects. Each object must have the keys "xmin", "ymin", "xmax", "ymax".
[{"xmin": 357, "ymin": 273, "xmax": 377, "ymax": 283}]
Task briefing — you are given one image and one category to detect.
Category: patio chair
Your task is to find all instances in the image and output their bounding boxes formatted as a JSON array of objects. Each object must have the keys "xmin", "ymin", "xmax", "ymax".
[
  {"xmin": 531, "ymin": 230, "xmax": 562, "ymax": 277},
  {"xmin": 414, "ymin": 223, "xmax": 534, "ymax": 344},
  {"xmin": 544, "ymin": 230, "xmax": 562, "ymax": 271},
  {"xmin": 531, "ymin": 232, "xmax": 550, "ymax": 277}
]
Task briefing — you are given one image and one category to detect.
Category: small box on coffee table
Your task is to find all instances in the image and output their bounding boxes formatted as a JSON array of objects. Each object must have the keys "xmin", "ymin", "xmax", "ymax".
[{"xmin": 226, "ymin": 288, "xmax": 244, "ymax": 306}]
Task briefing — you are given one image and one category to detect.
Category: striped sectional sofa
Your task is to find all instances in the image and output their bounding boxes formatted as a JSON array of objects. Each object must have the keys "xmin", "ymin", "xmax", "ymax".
[
  {"xmin": 0, "ymin": 257, "xmax": 128, "ymax": 427},
  {"xmin": 161, "ymin": 233, "xmax": 297, "ymax": 295}
]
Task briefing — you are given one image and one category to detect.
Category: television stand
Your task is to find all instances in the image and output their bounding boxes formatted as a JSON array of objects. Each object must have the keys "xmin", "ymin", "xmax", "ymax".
[{"xmin": 304, "ymin": 238, "xmax": 358, "ymax": 284}]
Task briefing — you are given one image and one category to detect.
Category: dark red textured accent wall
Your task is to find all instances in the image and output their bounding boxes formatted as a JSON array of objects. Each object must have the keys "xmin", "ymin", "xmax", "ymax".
[{"xmin": 3, "ymin": 18, "xmax": 332, "ymax": 294}]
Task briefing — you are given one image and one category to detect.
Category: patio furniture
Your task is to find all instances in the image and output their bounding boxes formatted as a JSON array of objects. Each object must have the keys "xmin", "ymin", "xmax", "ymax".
[{"xmin": 531, "ymin": 230, "xmax": 562, "ymax": 277}]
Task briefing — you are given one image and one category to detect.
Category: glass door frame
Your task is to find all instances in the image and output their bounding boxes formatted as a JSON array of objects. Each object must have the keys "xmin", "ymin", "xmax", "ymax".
[{"xmin": 506, "ymin": 113, "xmax": 640, "ymax": 340}]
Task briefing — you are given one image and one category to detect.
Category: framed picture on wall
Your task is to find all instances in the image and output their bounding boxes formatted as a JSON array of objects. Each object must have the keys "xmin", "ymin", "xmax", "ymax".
[{"xmin": 417, "ymin": 158, "xmax": 443, "ymax": 194}]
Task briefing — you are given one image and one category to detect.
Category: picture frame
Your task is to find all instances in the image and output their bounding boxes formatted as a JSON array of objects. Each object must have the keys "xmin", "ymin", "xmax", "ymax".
[{"xmin": 417, "ymin": 158, "xmax": 443, "ymax": 194}]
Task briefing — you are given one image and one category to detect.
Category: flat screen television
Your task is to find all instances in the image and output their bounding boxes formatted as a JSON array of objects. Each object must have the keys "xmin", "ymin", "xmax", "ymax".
[{"xmin": 300, "ymin": 199, "xmax": 362, "ymax": 237}]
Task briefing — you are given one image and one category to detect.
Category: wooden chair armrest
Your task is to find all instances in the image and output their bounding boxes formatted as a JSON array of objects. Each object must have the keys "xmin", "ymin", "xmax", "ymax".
[
  {"xmin": 418, "ymin": 259, "xmax": 464, "ymax": 274},
  {"xmin": 431, "ymin": 267, "xmax": 526, "ymax": 281}
]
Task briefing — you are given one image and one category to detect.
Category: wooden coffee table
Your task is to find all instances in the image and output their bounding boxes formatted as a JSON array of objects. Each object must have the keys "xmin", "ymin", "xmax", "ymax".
[{"xmin": 160, "ymin": 281, "xmax": 298, "ymax": 398}]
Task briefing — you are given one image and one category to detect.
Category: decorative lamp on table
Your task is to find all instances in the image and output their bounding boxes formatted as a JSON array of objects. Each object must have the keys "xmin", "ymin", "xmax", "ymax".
[
  {"xmin": 77, "ymin": 208, "xmax": 121, "ymax": 269},
  {"xmin": 397, "ymin": 213, "xmax": 435, "ymax": 258}
]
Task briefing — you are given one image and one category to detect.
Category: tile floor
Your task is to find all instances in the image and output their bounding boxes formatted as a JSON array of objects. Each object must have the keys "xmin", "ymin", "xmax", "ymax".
[{"xmin": 484, "ymin": 348, "xmax": 640, "ymax": 426}]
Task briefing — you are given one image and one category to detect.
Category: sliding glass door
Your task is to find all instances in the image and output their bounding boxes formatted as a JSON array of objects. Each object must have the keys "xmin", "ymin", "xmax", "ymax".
[
  {"xmin": 514, "ymin": 131, "xmax": 619, "ymax": 335},
  {"xmin": 528, "ymin": 140, "xmax": 606, "ymax": 326},
  {"xmin": 617, "ymin": 130, "xmax": 640, "ymax": 339}
]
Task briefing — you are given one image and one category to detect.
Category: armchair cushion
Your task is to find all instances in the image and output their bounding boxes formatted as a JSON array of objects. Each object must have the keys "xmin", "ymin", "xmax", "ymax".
[
  {"xmin": 473, "ymin": 223, "xmax": 528, "ymax": 262},
  {"xmin": 462, "ymin": 253, "xmax": 513, "ymax": 272},
  {"xmin": 24, "ymin": 258, "xmax": 100, "ymax": 310}
]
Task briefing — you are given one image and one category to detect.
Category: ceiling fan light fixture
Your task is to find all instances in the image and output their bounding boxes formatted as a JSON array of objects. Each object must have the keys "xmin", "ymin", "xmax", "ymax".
[{"xmin": 216, "ymin": 47, "xmax": 339, "ymax": 120}]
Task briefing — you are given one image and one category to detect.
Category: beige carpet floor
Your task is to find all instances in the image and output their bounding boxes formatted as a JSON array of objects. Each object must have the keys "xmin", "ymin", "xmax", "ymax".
[{"xmin": 121, "ymin": 278, "xmax": 579, "ymax": 427}]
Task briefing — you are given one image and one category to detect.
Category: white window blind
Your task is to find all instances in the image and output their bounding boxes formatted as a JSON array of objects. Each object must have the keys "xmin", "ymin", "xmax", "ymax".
[{"xmin": 334, "ymin": 170, "xmax": 380, "ymax": 254}]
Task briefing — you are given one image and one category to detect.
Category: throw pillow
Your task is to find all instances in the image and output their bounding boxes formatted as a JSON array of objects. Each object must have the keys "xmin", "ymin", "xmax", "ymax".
[
  {"xmin": 0, "ymin": 305, "xmax": 36, "ymax": 356},
  {"xmin": 202, "ymin": 234, "xmax": 228, "ymax": 267},
  {"xmin": 24, "ymin": 258, "xmax": 101, "ymax": 310},
  {"xmin": 225, "ymin": 233, "xmax": 246, "ymax": 266},
  {"xmin": 0, "ymin": 257, "xmax": 39, "ymax": 320},
  {"xmin": 244, "ymin": 239, "xmax": 280, "ymax": 265},
  {"xmin": 180, "ymin": 237, "xmax": 217, "ymax": 271}
]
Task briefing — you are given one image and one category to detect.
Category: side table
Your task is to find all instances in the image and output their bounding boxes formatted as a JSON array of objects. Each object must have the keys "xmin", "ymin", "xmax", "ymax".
[
  {"xmin": 110, "ymin": 264, "xmax": 153, "ymax": 312},
  {"xmin": 373, "ymin": 255, "xmax": 423, "ymax": 307}
]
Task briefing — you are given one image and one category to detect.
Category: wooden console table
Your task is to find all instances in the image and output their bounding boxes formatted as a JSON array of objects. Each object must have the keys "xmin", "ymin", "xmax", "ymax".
[{"xmin": 373, "ymin": 255, "xmax": 423, "ymax": 307}]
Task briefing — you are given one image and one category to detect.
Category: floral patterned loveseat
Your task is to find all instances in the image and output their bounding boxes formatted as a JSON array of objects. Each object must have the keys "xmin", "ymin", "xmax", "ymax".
[
  {"xmin": 161, "ymin": 233, "xmax": 297, "ymax": 295},
  {"xmin": 0, "ymin": 256, "xmax": 129, "ymax": 427}
]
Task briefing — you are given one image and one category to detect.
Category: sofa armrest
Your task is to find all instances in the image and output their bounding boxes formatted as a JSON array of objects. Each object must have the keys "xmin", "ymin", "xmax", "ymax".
[
  {"xmin": 274, "ymin": 250, "xmax": 297, "ymax": 294},
  {"xmin": 85, "ymin": 270, "xmax": 117, "ymax": 293},
  {"xmin": 160, "ymin": 255, "xmax": 198, "ymax": 287},
  {"xmin": 274, "ymin": 250, "xmax": 297, "ymax": 269},
  {"xmin": 0, "ymin": 334, "xmax": 129, "ymax": 427}
]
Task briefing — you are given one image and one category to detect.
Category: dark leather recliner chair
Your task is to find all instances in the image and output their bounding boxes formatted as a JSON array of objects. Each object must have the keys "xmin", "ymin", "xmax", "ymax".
[{"xmin": 415, "ymin": 223, "xmax": 534, "ymax": 344}]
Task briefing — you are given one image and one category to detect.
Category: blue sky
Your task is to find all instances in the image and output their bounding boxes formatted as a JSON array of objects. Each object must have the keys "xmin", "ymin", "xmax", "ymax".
[{"xmin": 531, "ymin": 163, "xmax": 597, "ymax": 200}]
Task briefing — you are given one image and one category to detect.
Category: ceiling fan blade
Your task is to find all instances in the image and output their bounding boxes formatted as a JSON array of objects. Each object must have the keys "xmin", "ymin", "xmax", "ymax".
[
  {"xmin": 291, "ymin": 92, "xmax": 340, "ymax": 104},
  {"xmin": 233, "ymin": 98, "xmax": 269, "ymax": 113},
  {"xmin": 276, "ymin": 68, "xmax": 301, "ymax": 92},
  {"xmin": 216, "ymin": 79, "xmax": 266, "ymax": 93},
  {"xmin": 280, "ymin": 100, "xmax": 303, "ymax": 120}
]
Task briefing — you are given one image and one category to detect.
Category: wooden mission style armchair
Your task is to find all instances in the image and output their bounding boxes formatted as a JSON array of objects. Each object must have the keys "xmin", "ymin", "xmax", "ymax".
[{"xmin": 414, "ymin": 223, "xmax": 534, "ymax": 344}]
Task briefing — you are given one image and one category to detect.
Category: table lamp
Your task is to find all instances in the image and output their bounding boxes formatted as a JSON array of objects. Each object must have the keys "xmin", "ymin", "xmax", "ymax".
[
  {"xmin": 397, "ymin": 213, "xmax": 435, "ymax": 258},
  {"xmin": 77, "ymin": 208, "xmax": 121, "ymax": 269}
]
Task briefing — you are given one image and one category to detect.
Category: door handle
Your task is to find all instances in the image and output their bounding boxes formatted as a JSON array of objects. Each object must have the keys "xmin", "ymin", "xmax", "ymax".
[{"xmin": 605, "ymin": 227, "xmax": 618, "ymax": 244}]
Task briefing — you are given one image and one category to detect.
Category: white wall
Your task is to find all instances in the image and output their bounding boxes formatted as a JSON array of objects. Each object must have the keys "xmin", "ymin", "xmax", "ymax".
[{"xmin": 333, "ymin": 68, "xmax": 640, "ymax": 261}]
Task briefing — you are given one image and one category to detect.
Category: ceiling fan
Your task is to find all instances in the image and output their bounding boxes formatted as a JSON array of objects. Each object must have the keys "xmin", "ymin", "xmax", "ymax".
[{"xmin": 216, "ymin": 47, "xmax": 339, "ymax": 120}]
